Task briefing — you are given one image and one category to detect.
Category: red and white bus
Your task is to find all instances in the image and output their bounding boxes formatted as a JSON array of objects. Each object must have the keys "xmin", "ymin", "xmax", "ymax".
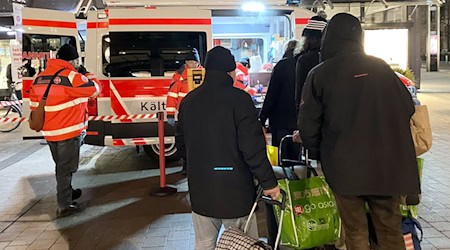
[{"xmin": 21, "ymin": 0, "xmax": 315, "ymax": 160}]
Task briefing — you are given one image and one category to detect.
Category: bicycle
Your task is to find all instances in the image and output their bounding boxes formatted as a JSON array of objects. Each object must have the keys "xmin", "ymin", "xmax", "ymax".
[{"xmin": 0, "ymin": 81, "xmax": 23, "ymax": 133}]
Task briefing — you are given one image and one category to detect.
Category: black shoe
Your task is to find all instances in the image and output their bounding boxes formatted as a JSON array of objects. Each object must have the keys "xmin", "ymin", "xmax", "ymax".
[
  {"xmin": 72, "ymin": 189, "xmax": 82, "ymax": 200},
  {"xmin": 56, "ymin": 202, "xmax": 86, "ymax": 218}
]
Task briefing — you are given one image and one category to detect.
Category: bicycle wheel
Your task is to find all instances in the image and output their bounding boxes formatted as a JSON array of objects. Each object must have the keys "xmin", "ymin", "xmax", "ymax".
[{"xmin": 0, "ymin": 105, "xmax": 23, "ymax": 132}]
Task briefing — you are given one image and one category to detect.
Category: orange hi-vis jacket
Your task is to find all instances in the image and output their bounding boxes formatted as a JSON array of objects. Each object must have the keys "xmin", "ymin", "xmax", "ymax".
[
  {"xmin": 30, "ymin": 59, "xmax": 102, "ymax": 142},
  {"xmin": 234, "ymin": 62, "xmax": 256, "ymax": 96},
  {"xmin": 235, "ymin": 62, "xmax": 249, "ymax": 84},
  {"xmin": 166, "ymin": 64, "xmax": 191, "ymax": 117}
]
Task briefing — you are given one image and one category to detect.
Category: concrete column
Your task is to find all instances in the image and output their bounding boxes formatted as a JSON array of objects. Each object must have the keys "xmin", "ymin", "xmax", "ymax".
[
  {"xmin": 428, "ymin": 5, "xmax": 440, "ymax": 71},
  {"xmin": 427, "ymin": 5, "xmax": 431, "ymax": 71},
  {"xmin": 437, "ymin": 4, "xmax": 441, "ymax": 71},
  {"xmin": 410, "ymin": 6, "xmax": 422, "ymax": 87}
]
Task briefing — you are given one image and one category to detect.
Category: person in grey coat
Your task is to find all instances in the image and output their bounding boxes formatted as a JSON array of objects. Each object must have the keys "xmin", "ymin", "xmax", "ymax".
[{"xmin": 298, "ymin": 13, "xmax": 420, "ymax": 250}]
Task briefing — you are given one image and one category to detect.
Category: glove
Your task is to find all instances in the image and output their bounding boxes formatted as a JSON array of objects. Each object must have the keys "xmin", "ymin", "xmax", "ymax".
[
  {"xmin": 167, "ymin": 117, "xmax": 176, "ymax": 127},
  {"xmin": 78, "ymin": 65, "xmax": 88, "ymax": 75}
]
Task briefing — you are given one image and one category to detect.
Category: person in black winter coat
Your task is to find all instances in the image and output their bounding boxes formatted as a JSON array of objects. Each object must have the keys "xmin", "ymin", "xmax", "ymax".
[
  {"xmin": 176, "ymin": 46, "xmax": 280, "ymax": 250},
  {"xmin": 295, "ymin": 15, "xmax": 327, "ymax": 112},
  {"xmin": 258, "ymin": 39, "xmax": 302, "ymax": 248},
  {"xmin": 298, "ymin": 13, "xmax": 420, "ymax": 250},
  {"xmin": 259, "ymin": 39, "xmax": 301, "ymax": 148}
]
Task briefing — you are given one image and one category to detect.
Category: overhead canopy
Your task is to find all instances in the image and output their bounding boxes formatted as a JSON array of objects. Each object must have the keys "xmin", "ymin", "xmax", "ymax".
[
  {"xmin": 1, "ymin": 0, "xmax": 442, "ymax": 14},
  {"xmin": 0, "ymin": 0, "xmax": 444, "ymax": 20},
  {"xmin": 101, "ymin": 0, "xmax": 444, "ymax": 8}
]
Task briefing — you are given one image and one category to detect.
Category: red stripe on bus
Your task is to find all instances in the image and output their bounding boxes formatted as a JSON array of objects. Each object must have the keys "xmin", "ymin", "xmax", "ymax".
[
  {"xmin": 22, "ymin": 19, "xmax": 77, "ymax": 29},
  {"xmin": 110, "ymin": 91, "xmax": 129, "ymax": 115},
  {"xmin": 109, "ymin": 18, "xmax": 212, "ymax": 25},
  {"xmin": 295, "ymin": 18, "xmax": 310, "ymax": 25},
  {"xmin": 111, "ymin": 79, "xmax": 170, "ymax": 98},
  {"xmin": 87, "ymin": 22, "xmax": 109, "ymax": 29},
  {"xmin": 99, "ymin": 79, "xmax": 110, "ymax": 97}
]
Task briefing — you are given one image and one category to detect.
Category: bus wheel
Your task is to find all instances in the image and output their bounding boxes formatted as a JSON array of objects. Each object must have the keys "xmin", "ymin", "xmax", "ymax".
[{"xmin": 143, "ymin": 143, "xmax": 180, "ymax": 162}]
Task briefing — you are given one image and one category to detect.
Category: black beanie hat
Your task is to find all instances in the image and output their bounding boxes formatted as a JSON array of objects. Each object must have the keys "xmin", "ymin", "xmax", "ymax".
[
  {"xmin": 239, "ymin": 57, "xmax": 250, "ymax": 68},
  {"xmin": 302, "ymin": 15, "xmax": 328, "ymax": 39},
  {"xmin": 205, "ymin": 46, "xmax": 236, "ymax": 72},
  {"xmin": 57, "ymin": 44, "xmax": 79, "ymax": 61},
  {"xmin": 185, "ymin": 48, "xmax": 200, "ymax": 62}
]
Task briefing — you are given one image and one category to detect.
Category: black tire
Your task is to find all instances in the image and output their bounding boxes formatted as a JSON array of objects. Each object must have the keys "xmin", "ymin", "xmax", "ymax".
[
  {"xmin": 143, "ymin": 143, "xmax": 181, "ymax": 162},
  {"xmin": 0, "ymin": 105, "xmax": 22, "ymax": 133}
]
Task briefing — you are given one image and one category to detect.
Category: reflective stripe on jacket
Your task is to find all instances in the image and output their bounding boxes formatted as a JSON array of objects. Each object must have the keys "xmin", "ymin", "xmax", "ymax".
[
  {"xmin": 235, "ymin": 62, "xmax": 249, "ymax": 84},
  {"xmin": 166, "ymin": 65, "xmax": 190, "ymax": 117},
  {"xmin": 30, "ymin": 59, "xmax": 101, "ymax": 142}
]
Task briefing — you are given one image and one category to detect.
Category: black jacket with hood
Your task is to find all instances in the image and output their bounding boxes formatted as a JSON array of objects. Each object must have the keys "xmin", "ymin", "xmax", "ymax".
[
  {"xmin": 176, "ymin": 47, "xmax": 278, "ymax": 218},
  {"xmin": 259, "ymin": 49, "xmax": 298, "ymax": 130},
  {"xmin": 298, "ymin": 13, "xmax": 420, "ymax": 196},
  {"xmin": 295, "ymin": 48, "xmax": 320, "ymax": 112}
]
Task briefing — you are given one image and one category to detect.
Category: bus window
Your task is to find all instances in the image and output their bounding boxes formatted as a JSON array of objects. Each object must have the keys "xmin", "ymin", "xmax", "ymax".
[
  {"xmin": 212, "ymin": 15, "xmax": 291, "ymax": 70},
  {"xmin": 0, "ymin": 40, "xmax": 12, "ymax": 91},
  {"xmin": 22, "ymin": 34, "xmax": 76, "ymax": 75},
  {"xmin": 105, "ymin": 32, "xmax": 207, "ymax": 77},
  {"xmin": 212, "ymin": 13, "xmax": 291, "ymax": 106},
  {"xmin": 102, "ymin": 35, "xmax": 110, "ymax": 76}
]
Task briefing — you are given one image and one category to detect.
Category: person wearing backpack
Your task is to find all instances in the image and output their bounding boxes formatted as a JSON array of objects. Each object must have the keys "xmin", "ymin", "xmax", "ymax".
[{"xmin": 29, "ymin": 44, "xmax": 102, "ymax": 218}]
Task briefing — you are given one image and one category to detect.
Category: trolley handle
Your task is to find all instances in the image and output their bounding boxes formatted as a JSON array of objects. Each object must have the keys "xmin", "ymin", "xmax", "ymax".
[
  {"xmin": 258, "ymin": 188, "xmax": 286, "ymax": 210},
  {"xmin": 244, "ymin": 188, "xmax": 286, "ymax": 233}
]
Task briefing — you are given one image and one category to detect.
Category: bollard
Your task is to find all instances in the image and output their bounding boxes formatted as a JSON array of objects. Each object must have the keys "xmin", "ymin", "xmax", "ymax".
[{"xmin": 150, "ymin": 112, "xmax": 177, "ymax": 197}]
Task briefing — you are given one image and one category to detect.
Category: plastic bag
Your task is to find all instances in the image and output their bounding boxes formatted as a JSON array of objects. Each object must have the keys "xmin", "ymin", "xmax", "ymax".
[
  {"xmin": 274, "ymin": 177, "xmax": 341, "ymax": 249},
  {"xmin": 266, "ymin": 145, "xmax": 278, "ymax": 166}
]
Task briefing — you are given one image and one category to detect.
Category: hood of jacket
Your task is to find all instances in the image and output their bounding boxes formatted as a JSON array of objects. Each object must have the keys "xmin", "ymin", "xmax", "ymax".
[
  {"xmin": 321, "ymin": 13, "xmax": 364, "ymax": 62},
  {"xmin": 203, "ymin": 70, "xmax": 234, "ymax": 88},
  {"xmin": 283, "ymin": 48, "xmax": 295, "ymax": 59}
]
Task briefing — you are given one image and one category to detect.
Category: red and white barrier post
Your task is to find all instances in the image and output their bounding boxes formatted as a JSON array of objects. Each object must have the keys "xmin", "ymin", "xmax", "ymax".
[{"xmin": 151, "ymin": 112, "xmax": 177, "ymax": 196}]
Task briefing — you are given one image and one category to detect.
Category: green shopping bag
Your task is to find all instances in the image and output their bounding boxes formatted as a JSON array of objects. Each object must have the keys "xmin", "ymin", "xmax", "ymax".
[
  {"xmin": 274, "ymin": 176, "xmax": 341, "ymax": 249},
  {"xmin": 400, "ymin": 158, "xmax": 424, "ymax": 218}
]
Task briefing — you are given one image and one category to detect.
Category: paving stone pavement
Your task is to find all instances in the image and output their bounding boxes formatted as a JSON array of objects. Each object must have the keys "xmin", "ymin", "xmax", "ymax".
[
  {"xmin": 415, "ymin": 69, "xmax": 450, "ymax": 250},
  {"xmin": 0, "ymin": 69, "xmax": 449, "ymax": 249}
]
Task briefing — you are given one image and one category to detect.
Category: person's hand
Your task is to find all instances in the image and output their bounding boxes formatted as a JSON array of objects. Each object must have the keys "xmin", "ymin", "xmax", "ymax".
[
  {"xmin": 167, "ymin": 117, "xmax": 176, "ymax": 126},
  {"xmin": 78, "ymin": 65, "xmax": 88, "ymax": 75},
  {"xmin": 293, "ymin": 130, "xmax": 302, "ymax": 143},
  {"xmin": 264, "ymin": 186, "xmax": 281, "ymax": 200}
]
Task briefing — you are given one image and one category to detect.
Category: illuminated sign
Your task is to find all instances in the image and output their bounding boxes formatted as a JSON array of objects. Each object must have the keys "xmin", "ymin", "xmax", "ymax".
[
  {"xmin": 364, "ymin": 29, "xmax": 409, "ymax": 70},
  {"xmin": 430, "ymin": 35, "xmax": 438, "ymax": 55}
]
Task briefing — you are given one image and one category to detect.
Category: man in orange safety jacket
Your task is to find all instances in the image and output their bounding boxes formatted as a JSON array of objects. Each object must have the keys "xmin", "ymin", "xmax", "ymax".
[
  {"xmin": 166, "ymin": 48, "xmax": 201, "ymax": 175},
  {"xmin": 233, "ymin": 58, "xmax": 256, "ymax": 96},
  {"xmin": 30, "ymin": 44, "xmax": 102, "ymax": 218}
]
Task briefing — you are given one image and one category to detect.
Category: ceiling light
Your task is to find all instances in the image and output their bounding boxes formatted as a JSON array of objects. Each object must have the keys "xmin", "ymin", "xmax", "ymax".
[{"xmin": 241, "ymin": 2, "xmax": 265, "ymax": 12}]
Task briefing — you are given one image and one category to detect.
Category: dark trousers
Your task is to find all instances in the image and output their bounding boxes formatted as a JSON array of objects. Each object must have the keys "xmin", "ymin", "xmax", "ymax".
[
  {"xmin": 334, "ymin": 195, "xmax": 405, "ymax": 250},
  {"xmin": 48, "ymin": 136, "xmax": 81, "ymax": 210}
]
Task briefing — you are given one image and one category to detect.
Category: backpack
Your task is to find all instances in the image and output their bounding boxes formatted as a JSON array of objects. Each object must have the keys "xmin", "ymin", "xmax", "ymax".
[
  {"xmin": 29, "ymin": 68, "xmax": 65, "ymax": 132},
  {"xmin": 402, "ymin": 217, "xmax": 423, "ymax": 250}
]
